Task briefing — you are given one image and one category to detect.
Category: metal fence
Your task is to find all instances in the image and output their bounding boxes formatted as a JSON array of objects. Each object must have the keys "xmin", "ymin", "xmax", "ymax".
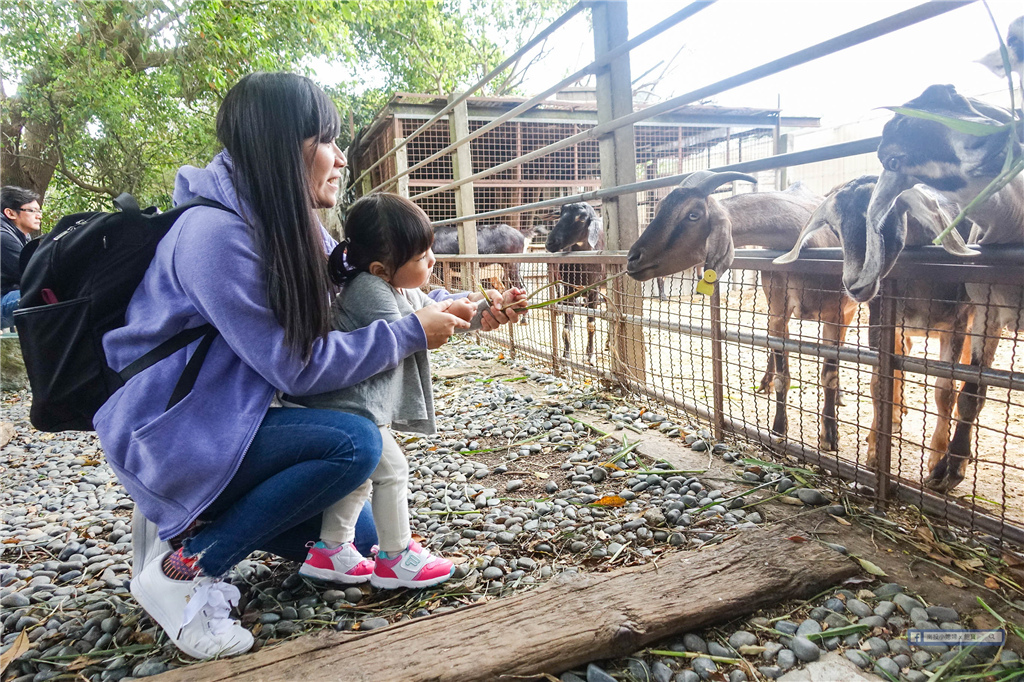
[
  {"xmin": 344, "ymin": 0, "xmax": 1024, "ymax": 542},
  {"xmin": 433, "ymin": 251, "xmax": 1024, "ymax": 546}
]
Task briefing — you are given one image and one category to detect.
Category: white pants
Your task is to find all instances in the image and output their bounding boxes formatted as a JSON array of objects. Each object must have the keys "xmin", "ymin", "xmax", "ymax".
[{"xmin": 320, "ymin": 426, "xmax": 411, "ymax": 554}]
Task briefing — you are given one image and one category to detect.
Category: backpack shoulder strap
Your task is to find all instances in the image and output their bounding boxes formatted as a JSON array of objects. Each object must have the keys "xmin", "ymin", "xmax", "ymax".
[{"xmin": 175, "ymin": 197, "xmax": 237, "ymax": 216}]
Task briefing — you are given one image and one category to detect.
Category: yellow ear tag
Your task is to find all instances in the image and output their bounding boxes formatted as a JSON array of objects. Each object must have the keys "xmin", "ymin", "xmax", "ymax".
[{"xmin": 695, "ymin": 268, "xmax": 717, "ymax": 296}]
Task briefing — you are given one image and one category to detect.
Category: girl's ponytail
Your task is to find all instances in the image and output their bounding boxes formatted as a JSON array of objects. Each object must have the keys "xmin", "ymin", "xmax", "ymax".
[{"xmin": 328, "ymin": 239, "xmax": 360, "ymax": 286}]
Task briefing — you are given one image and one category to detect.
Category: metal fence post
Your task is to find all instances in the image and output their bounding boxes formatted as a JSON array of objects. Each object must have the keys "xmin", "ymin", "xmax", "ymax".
[
  {"xmin": 592, "ymin": 0, "xmax": 646, "ymax": 387},
  {"xmin": 874, "ymin": 279, "xmax": 898, "ymax": 508},
  {"xmin": 710, "ymin": 286, "xmax": 726, "ymax": 442},
  {"xmin": 449, "ymin": 97, "xmax": 478, "ymax": 291}
]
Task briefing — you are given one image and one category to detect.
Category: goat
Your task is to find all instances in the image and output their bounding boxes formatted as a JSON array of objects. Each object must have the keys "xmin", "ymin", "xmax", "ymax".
[
  {"xmin": 776, "ymin": 176, "xmax": 973, "ymax": 469},
  {"xmin": 977, "ymin": 16, "xmax": 1023, "ymax": 82},
  {"xmin": 627, "ymin": 170, "xmax": 858, "ymax": 452},
  {"xmin": 545, "ymin": 202, "xmax": 605, "ymax": 365},
  {"xmin": 859, "ymin": 84, "xmax": 1024, "ymax": 493},
  {"xmin": 432, "ymin": 223, "xmax": 535, "ymax": 292}
]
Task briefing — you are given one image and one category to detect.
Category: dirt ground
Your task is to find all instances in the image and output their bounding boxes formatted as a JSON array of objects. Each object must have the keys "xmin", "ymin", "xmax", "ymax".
[{"xmin": 441, "ymin": 348, "xmax": 1024, "ymax": 648}]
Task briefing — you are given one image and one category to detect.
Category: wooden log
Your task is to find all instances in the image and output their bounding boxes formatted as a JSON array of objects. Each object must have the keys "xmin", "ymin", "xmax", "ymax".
[{"xmin": 157, "ymin": 531, "xmax": 858, "ymax": 682}]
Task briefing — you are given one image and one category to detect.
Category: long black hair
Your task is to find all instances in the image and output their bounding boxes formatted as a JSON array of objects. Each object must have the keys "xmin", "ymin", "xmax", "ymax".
[
  {"xmin": 329, "ymin": 193, "xmax": 434, "ymax": 286},
  {"xmin": 216, "ymin": 72, "xmax": 340, "ymax": 359}
]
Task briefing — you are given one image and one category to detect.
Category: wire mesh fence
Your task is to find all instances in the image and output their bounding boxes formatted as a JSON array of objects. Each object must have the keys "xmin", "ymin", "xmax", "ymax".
[{"xmin": 432, "ymin": 252, "xmax": 1024, "ymax": 546}]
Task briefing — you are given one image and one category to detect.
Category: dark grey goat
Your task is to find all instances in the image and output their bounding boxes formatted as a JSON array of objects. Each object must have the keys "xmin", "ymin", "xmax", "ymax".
[
  {"xmin": 433, "ymin": 223, "xmax": 535, "ymax": 291},
  {"xmin": 545, "ymin": 203, "xmax": 605, "ymax": 365},
  {"xmin": 776, "ymin": 175, "xmax": 973, "ymax": 470},
  {"xmin": 860, "ymin": 84, "xmax": 1024, "ymax": 493}
]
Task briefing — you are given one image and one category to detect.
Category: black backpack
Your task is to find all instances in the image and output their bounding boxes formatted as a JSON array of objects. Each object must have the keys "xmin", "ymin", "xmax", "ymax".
[{"xmin": 14, "ymin": 193, "xmax": 233, "ymax": 432}]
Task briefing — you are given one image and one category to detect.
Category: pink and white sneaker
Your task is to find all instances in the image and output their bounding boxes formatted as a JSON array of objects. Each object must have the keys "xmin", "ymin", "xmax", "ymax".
[
  {"xmin": 370, "ymin": 541, "xmax": 455, "ymax": 589},
  {"xmin": 298, "ymin": 541, "xmax": 374, "ymax": 584}
]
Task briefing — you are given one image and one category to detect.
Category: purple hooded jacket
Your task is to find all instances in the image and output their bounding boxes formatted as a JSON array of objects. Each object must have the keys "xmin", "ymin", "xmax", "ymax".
[{"xmin": 94, "ymin": 151, "xmax": 453, "ymax": 541}]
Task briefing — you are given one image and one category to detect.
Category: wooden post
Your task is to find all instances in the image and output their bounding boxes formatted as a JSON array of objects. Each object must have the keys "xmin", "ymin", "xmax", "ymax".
[
  {"xmin": 710, "ymin": 286, "xmax": 726, "ymax": 442},
  {"xmin": 592, "ymin": 0, "xmax": 645, "ymax": 387},
  {"xmin": 449, "ymin": 97, "xmax": 478, "ymax": 291},
  {"xmin": 394, "ymin": 137, "xmax": 409, "ymax": 198},
  {"xmin": 156, "ymin": 531, "xmax": 859, "ymax": 682},
  {"xmin": 548, "ymin": 262, "xmax": 561, "ymax": 377},
  {"xmin": 874, "ymin": 279, "xmax": 898, "ymax": 508}
]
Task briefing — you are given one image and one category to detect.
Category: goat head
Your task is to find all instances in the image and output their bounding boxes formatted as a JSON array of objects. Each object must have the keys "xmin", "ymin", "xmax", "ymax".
[{"xmin": 627, "ymin": 170, "xmax": 756, "ymax": 281}]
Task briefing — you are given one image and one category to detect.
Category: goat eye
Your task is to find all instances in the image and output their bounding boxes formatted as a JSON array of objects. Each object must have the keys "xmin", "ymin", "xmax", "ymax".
[
  {"xmin": 886, "ymin": 157, "xmax": 900, "ymax": 172},
  {"xmin": 687, "ymin": 212, "xmax": 701, "ymax": 221}
]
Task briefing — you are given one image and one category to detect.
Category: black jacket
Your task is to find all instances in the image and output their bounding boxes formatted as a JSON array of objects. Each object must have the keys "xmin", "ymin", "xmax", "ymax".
[{"xmin": 1, "ymin": 215, "xmax": 29, "ymax": 296}]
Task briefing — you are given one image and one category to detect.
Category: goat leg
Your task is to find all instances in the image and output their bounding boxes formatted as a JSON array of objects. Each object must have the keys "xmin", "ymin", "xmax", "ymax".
[
  {"xmin": 819, "ymin": 358, "xmax": 840, "ymax": 451},
  {"xmin": 928, "ymin": 329, "xmax": 965, "ymax": 469},
  {"xmin": 562, "ymin": 310, "xmax": 573, "ymax": 360},
  {"xmin": 927, "ymin": 332, "xmax": 1000, "ymax": 493},
  {"xmin": 585, "ymin": 317, "xmax": 596, "ymax": 366},
  {"xmin": 771, "ymin": 351, "xmax": 790, "ymax": 441},
  {"xmin": 757, "ymin": 354, "xmax": 775, "ymax": 394},
  {"xmin": 657, "ymin": 277, "xmax": 668, "ymax": 302},
  {"xmin": 818, "ymin": 319, "xmax": 846, "ymax": 452}
]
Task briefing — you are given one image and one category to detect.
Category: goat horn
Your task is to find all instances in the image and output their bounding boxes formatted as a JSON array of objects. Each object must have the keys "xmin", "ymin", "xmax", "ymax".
[{"xmin": 692, "ymin": 171, "xmax": 759, "ymax": 197}]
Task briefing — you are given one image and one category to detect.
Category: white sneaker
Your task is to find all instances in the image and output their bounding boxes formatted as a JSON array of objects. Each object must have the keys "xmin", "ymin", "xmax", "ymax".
[
  {"xmin": 131, "ymin": 505, "xmax": 170, "ymax": 578},
  {"xmin": 130, "ymin": 551, "xmax": 253, "ymax": 660}
]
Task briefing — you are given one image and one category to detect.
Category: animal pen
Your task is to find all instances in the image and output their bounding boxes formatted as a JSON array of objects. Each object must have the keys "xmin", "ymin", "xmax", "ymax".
[{"xmin": 346, "ymin": 0, "xmax": 1024, "ymax": 547}]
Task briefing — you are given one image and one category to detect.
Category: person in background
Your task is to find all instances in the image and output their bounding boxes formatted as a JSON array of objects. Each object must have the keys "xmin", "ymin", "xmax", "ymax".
[{"xmin": 1, "ymin": 185, "xmax": 42, "ymax": 328}]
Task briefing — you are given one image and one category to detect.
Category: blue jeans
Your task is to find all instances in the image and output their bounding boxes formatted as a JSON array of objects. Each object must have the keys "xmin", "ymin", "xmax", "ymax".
[
  {"xmin": 183, "ymin": 407, "xmax": 382, "ymax": 576},
  {"xmin": 1, "ymin": 290, "xmax": 18, "ymax": 329}
]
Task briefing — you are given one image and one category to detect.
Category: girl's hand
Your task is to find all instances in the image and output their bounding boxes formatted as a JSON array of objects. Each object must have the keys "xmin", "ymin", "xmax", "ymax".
[
  {"xmin": 480, "ymin": 287, "xmax": 527, "ymax": 330},
  {"xmin": 445, "ymin": 297, "xmax": 478, "ymax": 323},
  {"xmin": 414, "ymin": 300, "xmax": 472, "ymax": 349}
]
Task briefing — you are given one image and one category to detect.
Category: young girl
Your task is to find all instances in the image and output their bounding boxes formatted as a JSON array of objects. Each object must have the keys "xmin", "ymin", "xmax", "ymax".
[{"xmin": 287, "ymin": 193, "xmax": 526, "ymax": 589}]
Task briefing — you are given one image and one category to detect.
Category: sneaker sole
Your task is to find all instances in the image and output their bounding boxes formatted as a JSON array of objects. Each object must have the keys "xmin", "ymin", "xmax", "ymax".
[
  {"xmin": 130, "ymin": 576, "xmax": 251, "ymax": 660},
  {"xmin": 369, "ymin": 568, "xmax": 455, "ymax": 590},
  {"xmin": 298, "ymin": 565, "xmax": 371, "ymax": 584}
]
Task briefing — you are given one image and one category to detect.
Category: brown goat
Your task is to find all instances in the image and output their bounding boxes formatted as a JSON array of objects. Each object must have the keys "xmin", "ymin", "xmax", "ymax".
[{"xmin": 627, "ymin": 171, "xmax": 858, "ymax": 451}]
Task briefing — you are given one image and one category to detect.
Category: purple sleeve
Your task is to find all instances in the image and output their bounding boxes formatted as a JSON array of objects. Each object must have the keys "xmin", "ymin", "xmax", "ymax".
[
  {"xmin": 428, "ymin": 289, "xmax": 470, "ymax": 302},
  {"xmin": 174, "ymin": 213, "xmax": 427, "ymax": 395}
]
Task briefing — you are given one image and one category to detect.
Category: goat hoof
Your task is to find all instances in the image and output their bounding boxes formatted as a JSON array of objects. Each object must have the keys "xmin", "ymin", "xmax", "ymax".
[{"xmin": 836, "ymin": 390, "xmax": 847, "ymax": 407}]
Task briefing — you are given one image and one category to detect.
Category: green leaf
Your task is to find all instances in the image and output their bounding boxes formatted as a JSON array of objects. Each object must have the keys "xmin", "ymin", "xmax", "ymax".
[
  {"xmin": 855, "ymin": 556, "xmax": 887, "ymax": 577},
  {"xmin": 886, "ymin": 106, "xmax": 1012, "ymax": 136}
]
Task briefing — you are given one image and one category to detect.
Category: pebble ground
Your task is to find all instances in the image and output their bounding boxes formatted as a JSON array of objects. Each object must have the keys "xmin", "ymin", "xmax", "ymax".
[{"xmin": 1, "ymin": 340, "xmax": 1020, "ymax": 681}]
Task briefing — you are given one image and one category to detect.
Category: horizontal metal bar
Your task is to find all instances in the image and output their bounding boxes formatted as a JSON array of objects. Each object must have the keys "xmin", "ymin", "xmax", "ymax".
[
  {"xmin": 377, "ymin": 0, "xmax": 717, "ymax": 195},
  {"xmin": 731, "ymin": 247, "xmax": 1024, "ymax": 285},
  {"xmin": 435, "ymin": 252, "xmax": 627, "ymax": 264},
  {"xmin": 415, "ymin": 1, "xmax": 972, "ymax": 204},
  {"xmin": 351, "ymin": 1, "xmax": 586, "ymax": 188},
  {"xmin": 431, "ymin": 138, "xmax": 881, "ymax": 227},
  {"xmin": 410, "ymin": 179, "xmax": 603, "ymax": 189}
]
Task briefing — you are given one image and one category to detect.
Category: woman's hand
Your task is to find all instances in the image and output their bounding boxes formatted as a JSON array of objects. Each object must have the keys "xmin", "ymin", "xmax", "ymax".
[
  {"xmin": 414, "ymin": 300, "xmax": 472, "ymax": 349},
  {"xmin": 480, "ymin": 287, "xmax": 527, "ymax": 331}
]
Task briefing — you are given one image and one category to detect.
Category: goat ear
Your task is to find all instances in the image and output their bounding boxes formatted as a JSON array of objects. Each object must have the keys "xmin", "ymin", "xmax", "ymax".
[
  {"xmin": 703, "ymin": 201, "xmax": 734, "ymax": 272},
  {"xmin": 897, "ymin": 187, "xmax": 979, "ymax": 257},
  {"xmin": 770, "ymin": 199, "xmax": 835, "ymax": 262},
  {"xmin": 774, "ymin": 212, "xmax": 833, "ymax": 264}
]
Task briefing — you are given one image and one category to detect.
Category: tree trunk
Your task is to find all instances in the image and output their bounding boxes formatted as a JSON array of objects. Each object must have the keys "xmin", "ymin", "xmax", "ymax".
[
  {"xmin": 155, "ymin": 530, "xmax": 859, "ymax": 682},
  {"xmin": 1, "ymin": 95, "xmax": 58, "ymax": 197}
]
